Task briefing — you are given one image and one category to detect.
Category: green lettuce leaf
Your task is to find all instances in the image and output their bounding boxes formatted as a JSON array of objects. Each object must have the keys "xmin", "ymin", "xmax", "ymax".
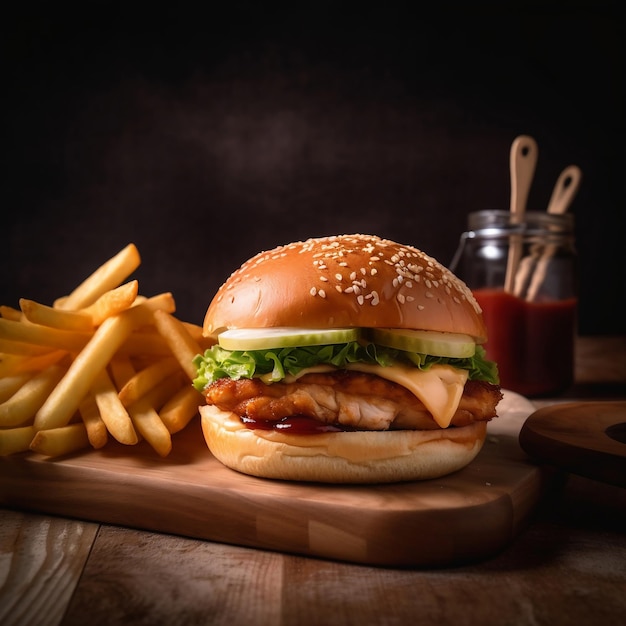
[{"xmin": 192, "ymin": 341, "xmax": 499, "ymax": 391}]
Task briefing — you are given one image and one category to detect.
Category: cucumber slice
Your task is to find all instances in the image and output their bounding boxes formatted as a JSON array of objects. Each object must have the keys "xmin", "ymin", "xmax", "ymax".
[
  {"xmin": 218, "ymin": 327, "xmax": 360, "ymax": 351},
  {"xmin": 370, "ymin": 328, "xmax": 475, "ymax": 358}
]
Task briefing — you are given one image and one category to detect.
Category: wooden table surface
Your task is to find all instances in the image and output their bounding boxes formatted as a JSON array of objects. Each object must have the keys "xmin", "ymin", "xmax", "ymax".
[{"xmin": 1, "ymin": 335, "xmax": 625, "ymax": 626}]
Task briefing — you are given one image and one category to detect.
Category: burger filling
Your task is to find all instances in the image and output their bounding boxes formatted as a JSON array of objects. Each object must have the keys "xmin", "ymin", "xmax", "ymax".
[{"xmin": 193, "ymin": 337, "xmax": 501, "ymax": 434}]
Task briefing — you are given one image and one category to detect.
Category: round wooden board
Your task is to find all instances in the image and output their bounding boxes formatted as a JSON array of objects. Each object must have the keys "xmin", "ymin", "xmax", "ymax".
[{"xmin": 519, "ymin": 401, "xmax": 626, "ymax": 488}]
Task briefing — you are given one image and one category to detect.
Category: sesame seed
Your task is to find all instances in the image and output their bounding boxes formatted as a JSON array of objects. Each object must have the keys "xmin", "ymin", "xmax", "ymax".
[
  {"xmin": 319, "ymin": 289, "xmax": 326, "ymax": 298},
  {"xmin": 357, "ymin": 295, "xmax": 364, "ymax": 305},
  {"xmin": 320, "ymin": 276, "xmax": 328, "ymax": 282},
  {"xmin": 335, "ymin": 285, "xmax": 343, "ymax": 293},
  {"xmin": 397, "ymin": 293, "xmax": 405, "ymax": 304},
  {"xmin": 418, "ymin": 304, "xmax": 425, "ymax": 310},
  {"xmin": 335, "ymin": 273, "xmax": 343, "ymax": 281},
  {"xmin": 425, "ymin": 291, "xmax": 434, "ymax": 298},
  {"xmin": 310, "ymin": 287, "xmax": 317, "ymax": 296}
]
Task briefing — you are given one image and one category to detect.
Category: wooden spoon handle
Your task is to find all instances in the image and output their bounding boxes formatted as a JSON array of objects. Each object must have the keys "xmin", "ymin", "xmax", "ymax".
[
  {"xmin": 547, "ymin": 164, "xmax": 582, "ymax": 215},
  {"xmin": 505, "ymin": 135, "xmax": 538, "ymax": 293},
  {"xmin": 509, "ymin": 135, "xmax": 539, "ymax": 222}
]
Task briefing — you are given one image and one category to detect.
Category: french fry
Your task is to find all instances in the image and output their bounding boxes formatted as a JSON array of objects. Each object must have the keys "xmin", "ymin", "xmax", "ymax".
[
  {"xmin": 0, "ymin": 425, "xmax": 36, "ymax": 456},
  {"xmin": 33, "ymin": 296, "xmax": 175, "ymax": 431},
  {"xmin": 111, "ymin": 357, "xmax": 174, "ymax": 456},
  {"xmin": 118, "ymin": 357, "xmax": 181, "ymax": 407},
  {"xmin": 0, "ymin": 318, "xmax": 93, "ymax": 352},
  {"xmin": 20, "ymin": 298, "xmax": 94, "ymax": 331},
  {"xmin": 126, "ymin": 395, "xmax": 172, "ymax": 457},
  {"xmin": 130, "ymin": 292, "xmax": 176, "ymax": 314},
  {"xmin": 1, "ymin": 241, "xmax": 206, "ymax": 459},
  {"xmin": 21, "ymin": 281, "xmax": 139, "ymax": 331},
  {"xmin": 0, "ymin": 360, "xmax": 68, "ymax": 427},
  {"xmin": 78, "ymin": 392, "xmax": 108, "ymax": 449},
  {"xmin": 0, "ymin": 373, "xmax": 33, "ymax": 403},
  {"xmin": 0, "ymin": 338, "xmax": 55, "ymax": 356},
  {"xmin": 55, "ymin": 243, "xmax": 141, "ymax": 311},
  {"xmin": 117, "ymin": 331, "xmax": 173, "ymax": 357},
  {"xmin": 160, "ymin": 385, "xmax": 203, "ymax": 434},
  {"xmin": 0, "ymin": 305, "xmax": 23, "ymax": 321},
  {"xmin": 90, "ymin": 368, "xmax": 137, "ymax": 445},
  {"xmin": 80, "ymin": 280, "xmax": 138, "ymax": 325},
  {"xmin": 0, "ymin": 350, "xmax": 67, "ymax": 378},
  {"xmin": 153, "ymin": 310, "xmax": 202, "ymax": 381},
  {"xmin": 140, "ymin": 371, "xmax": 188, "ymax": 410},
  {"xmin": 108, "ymin": 357, "xmax": 135, "ymax": 389},
  {"xmin": 29, "ymin": 423, "xmax": 90, "ymax": 457}
]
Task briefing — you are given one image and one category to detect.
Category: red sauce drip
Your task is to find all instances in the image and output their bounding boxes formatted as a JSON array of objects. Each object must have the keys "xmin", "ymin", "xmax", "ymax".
[
  {"xmin": 241, "ymin": 415, "xmax": 355, "ymax": 434},
  {"xmin": 474, "ymin": 288, "xmax": 577, "ymax": 396}
]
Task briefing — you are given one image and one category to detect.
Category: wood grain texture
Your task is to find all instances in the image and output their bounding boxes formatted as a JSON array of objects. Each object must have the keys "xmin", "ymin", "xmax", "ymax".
[
  {"xmin": 0, "ymin": 510, "xmax": 98, "ymax": 626},
  {"xmin": 62, "ymin": 527, "xmax": 285, "ymax": 626},
  {"xmin": 58, "ymin": 482, "xmax": 626, "ymax": 626},
  {"xmin": 0, "ymin": 392, "xmax": 544, "ymax": 567}
]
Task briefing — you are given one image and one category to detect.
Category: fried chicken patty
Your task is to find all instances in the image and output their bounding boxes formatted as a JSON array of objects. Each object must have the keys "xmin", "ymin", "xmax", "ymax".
[{"xmin": 203, "ymin": 370, "xmax": 502, "ymax": 431}]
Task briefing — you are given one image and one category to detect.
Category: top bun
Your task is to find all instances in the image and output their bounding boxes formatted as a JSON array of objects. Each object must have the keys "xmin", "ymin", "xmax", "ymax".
[{"xmin": 204, "ymin": 234, "xmax": 486, "ymax": 342}]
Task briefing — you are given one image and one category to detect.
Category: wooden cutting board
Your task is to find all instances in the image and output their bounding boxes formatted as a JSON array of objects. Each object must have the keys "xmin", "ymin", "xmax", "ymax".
[
  {"xmin": 519, "ymin": 400, "xmax": 626, "ymax": 488},
  {"xmin": 0, "ymin": 391, "xmax": 547, "ymax": 568}
]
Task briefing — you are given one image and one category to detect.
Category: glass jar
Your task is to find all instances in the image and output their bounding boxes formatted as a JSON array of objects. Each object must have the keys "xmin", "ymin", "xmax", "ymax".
[{"xmin": 451, "ymin": 210, "xmax": 577, "ymax": 396}]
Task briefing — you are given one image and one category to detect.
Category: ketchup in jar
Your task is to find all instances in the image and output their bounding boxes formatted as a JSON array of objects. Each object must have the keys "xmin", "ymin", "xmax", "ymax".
[{"xmin": 451, "ymin": 210, "xmax": 577, "ymax": 396}]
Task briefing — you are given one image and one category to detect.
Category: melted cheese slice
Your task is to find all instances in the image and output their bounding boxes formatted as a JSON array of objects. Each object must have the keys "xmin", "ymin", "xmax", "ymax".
[
  {"xmin": 284, "ymin": 363, "xmax": 468, "ymax": 428},
  {"xmin": 345, "ymin": 363, "xmax": 468, "ymax": 428}
]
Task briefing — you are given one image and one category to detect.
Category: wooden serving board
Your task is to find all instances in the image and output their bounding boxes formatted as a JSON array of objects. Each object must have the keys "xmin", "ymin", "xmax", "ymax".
[
  {"xmin": 0, "ymin": 392, "xmax": 547, "ymax": 568},
  {"xmin": 519, "ymin": 400, "xmax": 626, "ymax": 488}
]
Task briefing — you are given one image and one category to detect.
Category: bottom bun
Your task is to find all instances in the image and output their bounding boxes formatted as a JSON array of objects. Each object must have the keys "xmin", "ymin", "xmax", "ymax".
[{"xmin": 200, "ymin": 405, "xmax": 487, "ymax": 483}]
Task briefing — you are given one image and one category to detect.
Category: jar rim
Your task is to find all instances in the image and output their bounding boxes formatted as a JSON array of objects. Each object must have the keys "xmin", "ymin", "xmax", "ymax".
[{"xmin": 467, "ymin": 209, "xmax": 575, "ymax": 234}]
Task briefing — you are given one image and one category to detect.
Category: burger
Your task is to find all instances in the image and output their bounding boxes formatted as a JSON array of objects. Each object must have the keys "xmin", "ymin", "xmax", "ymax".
[{"xmin": 193, "ymin": 234, "xmax": 502, "ymax": 483}]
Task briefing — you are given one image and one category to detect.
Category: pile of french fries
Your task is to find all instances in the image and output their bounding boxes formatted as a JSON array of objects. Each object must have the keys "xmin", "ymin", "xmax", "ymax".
[{"xmin": 0, "ymin": 243, "xmax": 210, "ymax": 458}]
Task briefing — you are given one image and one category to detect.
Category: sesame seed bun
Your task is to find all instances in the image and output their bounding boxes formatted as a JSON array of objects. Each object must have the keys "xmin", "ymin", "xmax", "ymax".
[
  {"xmin": 198, "ymin": 234, "xmax": 497, "ymax": 484},
  {"xmin": 203, "ymin": 234, "xmax": 487, "ymax": 342},
  {"xmin": 200, "ymin": 404, "xmax": 488, "ymax": 483}
]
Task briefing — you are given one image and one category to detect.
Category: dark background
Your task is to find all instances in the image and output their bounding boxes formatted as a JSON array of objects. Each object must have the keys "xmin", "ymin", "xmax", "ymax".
[{"xmin": 2, "ymin": 2, "xmax": 624, "ymax": 334}]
